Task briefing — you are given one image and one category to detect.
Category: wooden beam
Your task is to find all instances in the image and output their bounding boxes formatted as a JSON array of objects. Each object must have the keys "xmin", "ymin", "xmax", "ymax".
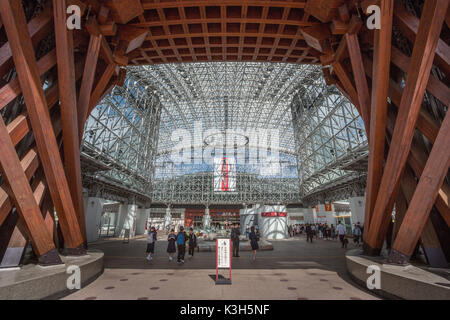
[
  {"xmin": 53, "ymin": 0, "xmax": 86, "ymax": 244},
  {"xmin": 365, "ymin": 0, "xmax": 449, "ymax": 254},
  {"xmin": 0, "ymin": 34, "xmax": 82, "ymax": 112},
  {"xmin": 387, "ymin": 107, "xmax": 450, "ymax": 230},
  {"xmin": 393, "ymin": 1, "xmax": 450, "ymax": 78},
  {"xmin": 388, "ymin": 109, "xmax": 450, "ymax": 264},
  {"xmin": 78, "ymin": 32, "xmax": 102, "ymax": 143},
  {"xmin": 99, "ymin": 21, "xmax": 117, "ymax": 36},
  {"xmin": 362, "ymin": 0, "xmax": 394, "ymax": 242},
  {"xmin": 346, "ymin": 32, "xmax": 371, "ymax": 134},
  {"xmin": 0, "ymin": 50, "xmax": 55, "ymax": 111},
  {"xmin": 103, "ymin": 0, "xmax": 144, "ymax": 24},
  {"xmin": 0, "ymin": 106, "xmax": 63, "ymax": 227},
  {"xmin": 393, "ymin": 186, "xmax": 408, "ymax": 242},
  {"xmin": 117, "ymin": 25, "xmax": 149, "ymax": 54},
  {"xmin": 363, "ymin": 31, "xmax": 450, "ymax": 107},
  {"xmin": 84, "ymin": 64, "xmax": 117, "ymax": 124},
  {"xmin": 5, "ymin": 58, "xmax": 83, "ymax": 153},
  {"xmin": 332, "ymin": 61, "xmax": 362, "ymax": 116},
  {"xmin": 390, "ymin": 46, "xmax": 450, "ymax": 107},
  {"xmin": 362, "ymin": 55, "xmax": 440, "ymax": 144},
  {"xmin": 0, "ymin": 0, "xmax": 85, "ymax": 253},
  {"xmin": 0, "ymin": 116, "xmax": 60, "ymax": 265},
  {"xmin": 300, "ymin": 24, "xmax": 332, "ymax": 53},
  {"xmin": 0, "ymin": 5, "xmax": 53, "ymax": 80},
  {"xmin": 85, "ymin": 18, "xmax": 115, "ymax": 67},
  {"xmin": 386, "ymin": 112, "xmax": 448, "ymax": 267}
]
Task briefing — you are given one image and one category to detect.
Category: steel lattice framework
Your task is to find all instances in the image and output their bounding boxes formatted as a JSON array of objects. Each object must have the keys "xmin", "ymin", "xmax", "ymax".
[
  {"xmin": 129, "ymin": 62, "xmax": 321, "ymax": 205},
  {"xmin": 81, "ymin": 78, "xmax": 162, "ymax": 206},
  {"xmin": 81, "ymin": 61, "xmax": 368, "ymax": 205},
  {"xmin": 291, "ymin": 76, "xmax": 368, "ymax": 206}
]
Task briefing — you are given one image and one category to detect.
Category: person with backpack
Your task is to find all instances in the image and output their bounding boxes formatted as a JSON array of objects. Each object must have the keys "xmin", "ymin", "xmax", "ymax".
[
  {"xmin": 167, "ymin": 229, "xmax": 176, "ymax": 261},
  {"xmin": 176, "ymin": 226, "xmax": 187, "ymax": 263},
  {"xmin": 146, "ymin": 227, "xmax": 157, "ymax": 261},
  {"xmin": 187, "ymin": 227, "xmax": 197, "ymax": 258}
]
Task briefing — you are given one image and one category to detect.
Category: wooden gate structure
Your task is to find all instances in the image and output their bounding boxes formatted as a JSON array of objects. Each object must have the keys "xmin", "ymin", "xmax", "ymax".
[{"xmin": 0, "ymin": 0, "xmax": 448, "ymax": 266}]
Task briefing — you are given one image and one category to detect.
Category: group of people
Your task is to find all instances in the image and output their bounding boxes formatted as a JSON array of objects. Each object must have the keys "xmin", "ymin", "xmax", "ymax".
[
  {"xmin": 146, "ymin": 223, "xmax": 262, "ymax": 263},
  {"xmin": 289, "ymin": 223, "xmax": 338, "ymax": 240},
  {"xmin": 146, "ymin": 226, "xmax": 197, "ymax": 263},
  {"xmin": 289, "ymin": 221, "xmax": 364, "ymax": 248}
]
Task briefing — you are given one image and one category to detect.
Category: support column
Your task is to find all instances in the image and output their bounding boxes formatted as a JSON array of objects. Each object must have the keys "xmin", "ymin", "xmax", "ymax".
[
  {"xmin": 115, "ymin": 203, "xmax": 137, "ymax": 238},
  {"xmin": 301, "ymin": 207, "xmax": 315, "ymax": 224},
  {"xmin": 349, "ymin": 197, "xmax": 365, "ymax": 226},
  {"xmin": 84, "ymin": 197, "xmax": 103, "ymax": 243},
  {"xmin": 163, "ymin": 205, "xmax": 172, "ymax": 231},
  {"xmin": 203, "ymin": 205, "xmax": 211, "ymax": 230},
  {"xmin": 240, "ymin": 204, "xmax": 248, "ymax": 234},
  {"xmin": 135, "ymin": 208, "xmax": 150, "ymax": 235}
]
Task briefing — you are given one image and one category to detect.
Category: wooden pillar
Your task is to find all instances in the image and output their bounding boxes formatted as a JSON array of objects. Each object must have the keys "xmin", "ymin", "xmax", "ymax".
[
  {"xmin": 345, "ymin": 32, "xmax": 371, "ymax": 134},
  {"xmin": 78, "ymin": 27, "xmax": 102, "ymax": 142},
  {"xmin": 0, "ymin": 117, "xmax": 61, "ymax": 265},
  {"xmin": 0, "ymin": 0, "xmax": 85, "ymax": 254},
  {"xmin": 365, "ymin": 0, "xmax": 448, "ymax": 254},
  {"xmin": 362, "ymin": 0, "xmax": 394, "ymax": 244},
  {"xmin": 53, "ymin": 0, "xmax": 87, "ymax": 245},
  {"xmin": 388, "ymin": 109, "xmax": 450, "ymax": 264}
]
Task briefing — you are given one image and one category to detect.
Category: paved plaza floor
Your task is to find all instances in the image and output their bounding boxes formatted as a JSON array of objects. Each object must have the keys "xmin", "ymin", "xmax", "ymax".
[{"xmin": 63, "ymin": 234, "xmax": 379, "ymax": 300}]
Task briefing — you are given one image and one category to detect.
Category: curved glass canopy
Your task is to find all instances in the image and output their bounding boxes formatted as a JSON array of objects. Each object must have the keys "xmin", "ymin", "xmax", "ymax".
[
  {"xmin": 129, "ymin": 62, "xmax": 324, "ymax": 153},
  {"xmin": 82, "ymin": 61, "xmax": 367, "ymax": 206}
]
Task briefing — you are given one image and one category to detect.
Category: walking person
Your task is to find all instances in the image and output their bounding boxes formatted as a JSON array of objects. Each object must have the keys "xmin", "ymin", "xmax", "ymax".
[
  {"xmin": 176, "ymin": 226, "xmax": 187, "ymax": 263},
  {"xmin": 330, "ymin": 224, "xmax": 336, "ymax": 240},
  {"xmin": 245, "ymin": 224, "xmax": 250, "ymax": 240},
  {"xmin": 167, "ymin": 229, "xmax": 176, "ymax": 261},
  {"xmin": 336, "ymin": 221, "xmax": 346, "ymax": 248},
  {"xmin": 146, "ymin": 227, "xmax": 157, "ymax": 261},
  {"xmin": 187, "ymin": 227, "xmax": 197, "ymax": 258},
  {"xmin": 305, "ymin": 223, "xmax": 314, "ymax": 243},
  {"xmin": 249, "ymin": 226, "xmax": 259, "ymax": 261},
  {"xmin": 353, "ymin": 223, "xmax": 362, "ymax": 246},
  {"xmin": 231, "ymin": 223, "xmax": 241, "ymax": 257}
]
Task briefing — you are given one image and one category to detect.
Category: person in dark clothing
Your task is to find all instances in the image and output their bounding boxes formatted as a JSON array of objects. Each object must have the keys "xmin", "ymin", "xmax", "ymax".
[
  {"xmin": 231, "ymin": 223, "xmax": 241, "ymax": 257},
  {"xmin": 176, "ymin": 226, "xmax": 187, "ymax": 263},
  {"xmin": 167, "ymin": 229, "xmax": 176, "ymax": 261},
  {"xmin": 187, "ymin": 227, "xmax": 197, "ymax": 258},
  {"xmin": 305, "ymin": 223, "xmax": 314, "ymax": 243},
  {"xmin": 249, "ymin": 226, "xmax": 259, "ymax": 261},
  {"xmin": 146, "ymin": 227, "xmax": 157, "ymax": 261}
]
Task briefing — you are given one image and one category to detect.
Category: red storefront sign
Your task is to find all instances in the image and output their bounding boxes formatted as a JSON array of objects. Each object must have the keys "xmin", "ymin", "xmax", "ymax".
[
  {"xmin": 184, "ymin": 208, "xmax": 241, "ymax": 226},
  {"xmin": 261, "ymin": 212, "xmax": 287, "ymax": 217}
]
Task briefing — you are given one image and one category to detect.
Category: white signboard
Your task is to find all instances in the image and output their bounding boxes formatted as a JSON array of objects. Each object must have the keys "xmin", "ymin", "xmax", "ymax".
[{"xmin": 216, "ymin": 238, "xmax": 231, "ymax": 269}]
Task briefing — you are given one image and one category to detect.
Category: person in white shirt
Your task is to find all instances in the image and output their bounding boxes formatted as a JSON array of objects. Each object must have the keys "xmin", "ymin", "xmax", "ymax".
[{"xmin": 336, "ymin": 221, "xmax": 346, "ymax": 248}]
